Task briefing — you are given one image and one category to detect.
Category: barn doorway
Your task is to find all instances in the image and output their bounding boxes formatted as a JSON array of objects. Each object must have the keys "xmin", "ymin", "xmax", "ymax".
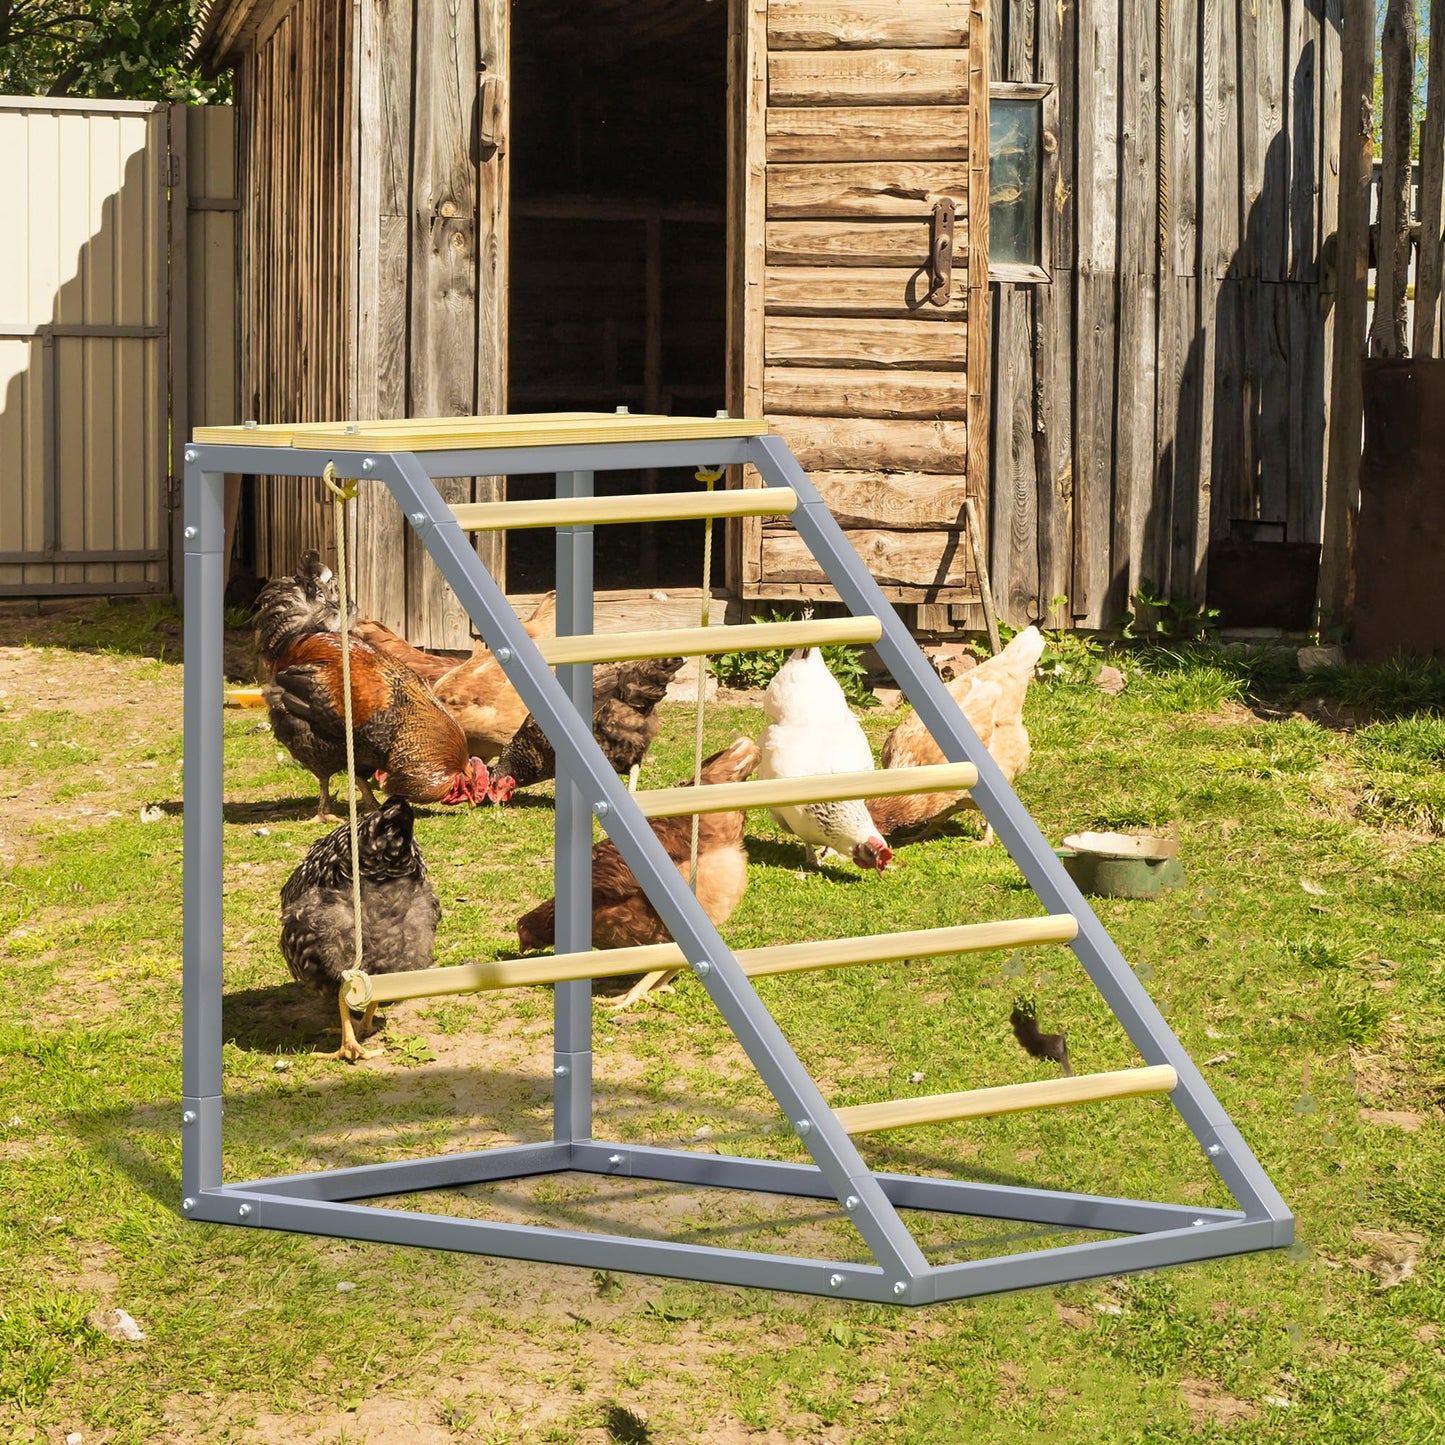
[{"xmin": 506, "ymin": 0, "xmax": 729, "ymax": 595}]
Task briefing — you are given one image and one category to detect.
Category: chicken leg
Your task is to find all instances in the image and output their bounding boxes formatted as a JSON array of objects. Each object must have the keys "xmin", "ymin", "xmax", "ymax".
[
  {"xmin": 315, "ymin": 991, "xmax": 384, "ymax": 1062},
  {"xmin": 604, "ymin": 968, "xmax": 679, "ymax": 1010},
  {"xmin": 313, "ymin": 771, "xmax": 380, "ymax": 824}
]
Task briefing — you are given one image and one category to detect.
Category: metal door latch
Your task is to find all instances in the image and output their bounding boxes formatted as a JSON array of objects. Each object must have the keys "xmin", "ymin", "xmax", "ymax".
[{"xmin": 929, "ymin": 198, "xmax": 955, "ymax": 306}]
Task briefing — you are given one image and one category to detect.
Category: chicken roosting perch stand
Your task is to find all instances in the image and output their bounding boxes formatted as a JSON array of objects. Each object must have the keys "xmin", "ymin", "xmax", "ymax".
[{"xmin": 181, "ymin": 412, "xmax": 1292, "ymax": 1305}]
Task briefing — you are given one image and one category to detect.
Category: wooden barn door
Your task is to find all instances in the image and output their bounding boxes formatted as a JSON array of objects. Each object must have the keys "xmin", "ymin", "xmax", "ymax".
[{"xmin": 730, "ymin": 0, "xmax": 987, "ymax": 605}]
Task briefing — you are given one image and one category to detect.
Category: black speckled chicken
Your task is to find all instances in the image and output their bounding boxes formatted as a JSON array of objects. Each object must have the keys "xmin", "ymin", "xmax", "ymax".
[
  {"xmin": 279, "ymin": 797, "xmax": 441, "ymax": 1060},
  {"xmin": 491, "ymin": 655, "xmax": 685, "ymax": 800}
]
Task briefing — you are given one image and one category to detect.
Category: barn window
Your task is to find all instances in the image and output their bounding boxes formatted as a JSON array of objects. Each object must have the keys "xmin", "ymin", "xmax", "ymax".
[{"xmin": 988, "ymin": 82, "xmax": 1055, "ymax": 283}]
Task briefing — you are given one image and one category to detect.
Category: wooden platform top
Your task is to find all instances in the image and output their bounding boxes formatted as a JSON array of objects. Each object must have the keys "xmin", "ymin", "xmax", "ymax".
[{"xmin": 192, "ymin": 411, "xmax": 770, "ymax": 452}]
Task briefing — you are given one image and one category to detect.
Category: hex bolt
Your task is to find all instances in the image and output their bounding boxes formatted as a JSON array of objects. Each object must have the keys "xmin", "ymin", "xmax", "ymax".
[
  {"xmin": 844, "ymin": 1195, "xmax": 859, "ymax": 1211},
  {"xmin": 794, "ymin": 1119, "xmax": 812, "ymax": 1136},
  {"xmin": 181, "ymin": 1110, "xmax": 197, "ymax": 1126},
  {"xmin": 1206, "ymin": 1143, "xmax": 1222, "ymax": 1157},
  {"xmin": 692, "ymin": 959, "xmax": 711, "ymax": 977},
  {"xmin": 829, "ymin": 1273, "xmax": 844, "ymax": 1289},
  {"xmin": 183, "ymin": 447, "xmax": 198, "ymax": 463},
  {"xmin": 238, "ymin": 1203, "xmax": 252, "ymax": 1219},
  {"xmin": 242, "ymin": 418, "xmax": 259, "ymax": 429},
  {"xmin": 615, "ymin": 405, "xmax": 630, "ymax": 414},
  {"xmin": 181, "ymin": 1197, "xmax": 196, "ymax": 1213},
  {"xmin": 409, "ymin": 511, "xmax": 427, "ymax": 527},
  {"xmin": 344, "ymin": 423, "xmax": 360, "ymax": 434},
  {"xmin": 495, "ymin": 647, "xmax": 512, "ymax": 663},
  {"xmin": 608, "ymin": 1153, "xmax": 623, "ymax": 1166},
  {"xmin": 183, "ymin": 526, "xmax": 198, "ymax": 540},
  {"xmin": 892, "ymin": 1281, "xmax": 907, "ymax": 1297},
  {"xmin": 593, "ymin": 800, "xmax": 611, "ymax": 818},
  {"xmin": 1193, "ymin": 1218, "xmax": 1206, "ymax": 1227},
  {"xmin": 554, "ymin": 1064, "xmax": 570, "ymax": 1077},
  {"xmin": 361, "ymin": 457, "xmax": 376, "ymax": 473}
]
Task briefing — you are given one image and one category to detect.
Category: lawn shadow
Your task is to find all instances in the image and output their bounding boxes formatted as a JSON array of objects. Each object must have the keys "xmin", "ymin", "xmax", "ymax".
[{"xmin": 742, "ymin": 836, "xmax": 868, "ymax": 881}]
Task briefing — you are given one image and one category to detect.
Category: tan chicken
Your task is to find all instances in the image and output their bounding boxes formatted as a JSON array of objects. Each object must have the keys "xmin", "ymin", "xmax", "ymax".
[
  {"xmin": 515, "ymin": 736, "xmax": 759, "ymax": 1005},
  {"xmin": 352, "ymin": 594, "xmax": 558, "ymax": 760},
  {"xmin": 867, "ymin": 625, "xmax": 1046, "ymax": 843}
]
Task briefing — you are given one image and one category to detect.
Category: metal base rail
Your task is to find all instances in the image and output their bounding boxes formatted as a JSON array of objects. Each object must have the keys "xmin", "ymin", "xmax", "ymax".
[{"xmin": 181, "ymin": 427, "xmax": 1292, "ymax": 1306}]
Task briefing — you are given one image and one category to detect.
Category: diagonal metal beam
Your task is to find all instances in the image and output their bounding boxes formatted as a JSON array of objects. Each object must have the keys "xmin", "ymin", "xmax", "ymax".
[
  {"xmin": 376, "ymin": 450, "xmax": 931, "ymax": 1284},
  {"xmin": 753, "ymin": 434, "xmax": 1291, "ymax": 1239}
]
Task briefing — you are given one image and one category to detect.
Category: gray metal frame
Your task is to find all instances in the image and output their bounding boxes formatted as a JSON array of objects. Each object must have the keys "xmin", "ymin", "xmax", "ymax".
[{"xmin": 182, "ymin": 432, "xmax": 1292, "ymax": 1305}]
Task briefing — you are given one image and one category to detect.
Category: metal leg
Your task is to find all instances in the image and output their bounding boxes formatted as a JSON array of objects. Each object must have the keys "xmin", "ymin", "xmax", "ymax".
[
  {"xmin": 554, "ymin": 470, "xmax": 594, "ymax": 1143},
  {"xmin": 181, "ymin": 461, "xmax": 226, "ymax": 1205}
]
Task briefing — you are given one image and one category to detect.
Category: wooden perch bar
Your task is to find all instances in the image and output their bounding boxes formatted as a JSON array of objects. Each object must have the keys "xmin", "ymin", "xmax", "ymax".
[
  {"xmin": 535, "ymin": 616, "xmax": 883, "ymax": 665},
  {"xmin": 339, "ymin": 914, "xmax": 1080, "ymax": 1009},
  {"xmin": 450, "ymin": 488, "xmax": 797, "ymax": 531},
  {"xmin": 636, "ymin": 761, "xmax": 979, "ymax": 818},
  {"xmin": 833, "ymin": 1066, "xmax": 1179, "ymax": 1134}
]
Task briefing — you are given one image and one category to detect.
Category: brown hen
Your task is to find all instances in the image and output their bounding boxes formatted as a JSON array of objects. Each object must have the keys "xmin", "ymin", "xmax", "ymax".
[
  {"xmin": 351, "ymin": 594, "xmax": 558, "ymax": 761},
  {"xmin": 515, "ymin": 737, "xmax": 759, "ymax": 978},
  {"xmin": 866, "ymin": 624, "xmax": 1046, "ymax": 842}
]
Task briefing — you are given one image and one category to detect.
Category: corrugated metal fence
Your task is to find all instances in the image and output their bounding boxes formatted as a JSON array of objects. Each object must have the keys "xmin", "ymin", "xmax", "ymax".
[{"xmin": 0, "ymin": 98, "xmax": 238, "ymax": 595}]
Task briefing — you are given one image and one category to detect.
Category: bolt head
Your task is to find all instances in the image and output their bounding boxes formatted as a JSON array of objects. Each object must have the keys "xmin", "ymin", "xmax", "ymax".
[
  {"xmin": 608, "ymin": 1153, "xmax": 623, "ymax": 1165},
  {"xmin": 181, "ymin": 1196, "xmax": 196, "ymax": 1213},
  {"xmin": 844, "ymin": 1194, "xmax": 859, "ymax": 1211},
  {"xmin": 692, "ymin": 958, "xmax": 711, "ymax": 977},
  {"xmin": 361, "ymin": 457, "xmax": 376, "ymax": 473},
  {"xmin": 829, "ymin": 1273, "xmax": 844, "ymax": 1289},
  {"xmin": 409, "ymin": 511, "xmax": 427, "ymax": 527},
  {"xmin": 238, "ymin": 1203, "xmax": 252, "ymax": 1218},
  {"xmin": 794, "ymin": 1118, "xmax": 812, "ymax": 1136},
  {"xmin": 242, "ymin": 418, "xmax": 259, "ymax": 429},
  {"xmin": 553, "ymin": 1064, "xmax": 569, "ymax": 1077},
  {"xmin": 892, "ymin": 1281, "xmax": 907, "ymax": 1297},
  {"xmin": 593, "ymin": 800, "xmax": 610, "ymax": 818},
  {"xmin": 184, "ymin": 447, "xmax": 198, "ymax": 463},
  {"xmin": 181, "ymin": 1110, "xmax": 197, "ymax": 1126},
  {"xmin": 183, "ymin": 526, "xmax": 198, "ymax": 540},
  {"xmin": 1206, "ymin": 1143, "xmax": 1222, "ymax": 1156},
  {"xmin": 344, "ymin": 423, "xmax": 360, "ymax": 434},
  {"xmin": 1193, "ymin": 1218, "xmax": 1206, "ymax": 1227},
  {"xmin": 495, "ymin": 646, "xmax": 512, "ymax": 663}
]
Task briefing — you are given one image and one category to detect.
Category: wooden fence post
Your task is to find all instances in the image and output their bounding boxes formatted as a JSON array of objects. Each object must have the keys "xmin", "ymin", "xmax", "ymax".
[
  {"xmin": 1369, "ymin": 0, "xmax": 1414, "ymax": 358},
  {"xmin": 1413, "ymin": 0, "xmax": 1445, "ymax": 358},
  {"xmin": 1320, "ymin": 0, "xmax": 1376, "ymax": 624}
]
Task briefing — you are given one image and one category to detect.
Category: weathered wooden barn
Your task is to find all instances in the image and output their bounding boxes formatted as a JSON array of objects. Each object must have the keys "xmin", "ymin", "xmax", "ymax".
[{"xmin": 193, "ymin": 0, "xmax": 1341, "ymax": 643}]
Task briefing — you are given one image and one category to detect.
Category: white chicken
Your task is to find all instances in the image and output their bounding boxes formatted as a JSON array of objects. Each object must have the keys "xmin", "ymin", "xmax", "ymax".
[{"xmin": 758, "ymin": 647, "xmax": 892, "ymax": 874}]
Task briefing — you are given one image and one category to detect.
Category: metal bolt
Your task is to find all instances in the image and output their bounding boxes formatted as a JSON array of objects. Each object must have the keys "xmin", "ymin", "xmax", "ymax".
[
  {"xmin": 184, "ymin": 447, "xmax": 198, "ymax": 463},
  {"xmin": 829, "ymin": 1273, "xmax": 844, "ymax": 1289},
  {"xmin": 608, "ymin": 1153, "xmax": 623, "ymax": 1165},
  {"xmin": 715, "ymin": 408, "xmax": 729, "ymax": 419},
  {"xmin": 615, "ymin": 405, "xmax": 630, "ymax": 414},
  {"xmin": 794, "ymin": 1119, "xmax": 812, "ymax": 1136},
  {"xmin": 344, "ymin": 423, "xmax": 360, "ymax": 434},
  {"xmin": 1193, "ymin": 1218, "xmax": 1206, "ymax": 1227},
  {"xmin": 893, "ymin": 1281, "xmax": 907, "ymax": 1297},
  {"xmin": 409, "ymin": 511, "xmax": 427, "ymax": 527},
  {"xmin": 361, "ymin": 457, "xmax": 376, "ymax": 473},
  {"xmin": 495, "ymin": 647, "xmax": 512, "ymax": 663},
  {"xmin": 242, "ymin": 418, "xmax": 259, "ymax": 429},
  {"xmin": 181, "ymin": 1110, "xmax": 197, "ymax": 1126},
  {"xmin": 844, "ymin": 1195, "xmax": 859, "ymax": 1211},
  {"xmin": 593, "ymin": 800, "xmax": 610, "ymax": 818},
  {"xmin": 692, "ymin": 959, "xmax": 711, "ymax": 977},
  {"xmin": 1206, "ymin": 1143, "xmax": 1222, "ymax": 1157},
  {"xmin": 183, "ymin": 526, "xmax": 198, "ymax": 540},
  {"xmin": 181, "ymin": 1197, "xmax": 196, "ymax": 1213},
  {"xmin": 554, "ymin": 1064, "xmax": 569, "ymax": 1077},
  {"xmin": 238, "ymin": 1203, "xmax": 252, "ymax": 1219}
]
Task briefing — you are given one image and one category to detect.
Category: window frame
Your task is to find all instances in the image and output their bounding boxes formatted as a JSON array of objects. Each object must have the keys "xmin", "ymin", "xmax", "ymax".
[{"xmin": 987, "ymin": 80, "xmax": 1057, "ymax": 285}]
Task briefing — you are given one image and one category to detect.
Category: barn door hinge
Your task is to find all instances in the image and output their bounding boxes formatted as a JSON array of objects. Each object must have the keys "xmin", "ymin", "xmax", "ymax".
[{"xmin": 928, "ymin": 199, "xmax": 955, "ymax": 306}]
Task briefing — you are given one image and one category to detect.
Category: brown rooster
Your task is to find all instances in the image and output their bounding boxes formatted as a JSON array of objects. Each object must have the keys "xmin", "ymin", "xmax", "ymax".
[
  {"xmin": 352, "ymin": 593, "xmax": 558, "ymax": 760},
  {"xmin": 256, "ymin": 559, "xmax": 491, "ymax": 819},
  {"xmin": 867, "ymin": 625, "xmax": 1046, "ymax": 843},
  {"xmin": 515, "ymin": 737, "xmax": 759, "ymax": 1004},
  {"xmin": 279, "ymin": 797, "xmax": 440, "ymax": 1061},
  {"xmin": 491, "ymin": 655, "xmax": 685, "ymax": 801}
]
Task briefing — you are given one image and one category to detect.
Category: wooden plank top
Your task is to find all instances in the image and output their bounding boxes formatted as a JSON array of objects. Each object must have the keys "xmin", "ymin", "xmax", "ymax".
[{"xmin": 192, "ymin": 411, "xmax": 770, "ymax": 451}]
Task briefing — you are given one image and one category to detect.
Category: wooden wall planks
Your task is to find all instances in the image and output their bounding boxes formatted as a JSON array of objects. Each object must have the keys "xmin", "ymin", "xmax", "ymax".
[{"xmin": 984, "ymin": 0, "xmax": 1337, "ymax": 627}]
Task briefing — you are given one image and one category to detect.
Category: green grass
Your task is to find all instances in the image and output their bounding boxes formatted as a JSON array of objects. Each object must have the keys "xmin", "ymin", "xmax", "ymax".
[{"xmin": 0, "ymin": 621, "xmax": 1442, "ymax": 1442}]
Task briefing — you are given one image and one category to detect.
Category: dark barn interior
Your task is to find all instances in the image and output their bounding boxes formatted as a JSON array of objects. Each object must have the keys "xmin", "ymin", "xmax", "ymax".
[{"xmin": 506, "ymin": 0, "xmax": 729, "ymax": 593}]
